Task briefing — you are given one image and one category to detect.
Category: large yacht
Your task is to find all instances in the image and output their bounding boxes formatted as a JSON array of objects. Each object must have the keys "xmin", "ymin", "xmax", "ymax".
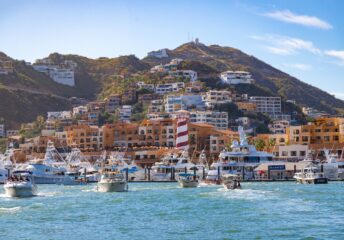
[{"xmin": 206, "ymin": 126, "xmax": 274, "ymax": 182}]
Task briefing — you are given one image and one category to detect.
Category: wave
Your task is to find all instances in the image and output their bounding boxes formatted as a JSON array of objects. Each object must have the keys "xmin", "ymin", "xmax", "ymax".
[
  {"xmin": 199, "ymin": 187, "xmax": 275, "ymax": 201},
  {"xmin": 0, "ymin": 206, "xmax": 22, "ymax": 214}
]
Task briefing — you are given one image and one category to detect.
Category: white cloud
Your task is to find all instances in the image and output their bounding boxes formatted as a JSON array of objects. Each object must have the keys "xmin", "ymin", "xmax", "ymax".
[
  {"xmin": 325, "ymin": 50, "xmax": 344, "ymax": 65},
  {"xmin": 264, "ymin": 10, "xmax": 332, "ymax": 30},
  {"xmin": 252, "ymin": 34, "xmax": 321, "ymax": 55},
  {"xmin": 285, "ymin": 63, "xmax": 312, "ymax": 71}
]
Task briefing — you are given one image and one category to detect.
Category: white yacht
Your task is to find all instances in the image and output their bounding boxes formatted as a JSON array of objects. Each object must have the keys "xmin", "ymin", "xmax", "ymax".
[
  {"xmin": 323, "ymin": 150, "xmax": 339, "ymax": 180},
  {"xmin": 294, "ymin": 164, "xmax": 328, "ymax": 184},
  {"xmin": 107, "ymin": 153, "xmax": 143, "ymax": 181},
  {"xmin": 178, "ymin": 173, "xmax": 199, "ymax": 188},
  {"xmin": 97, "ymin": 171, "xmax": 128, "ymax": 192},
  {"xmin": 25, "ymin": 141, "xmax": 75, "ymax": 184},
  {"xmin": 4, "ymin": 174, "xmax": 37, "ymax": 197},
  {"xmin": 206, "ymin": 126, "xmax": 273, "ymax": 182}
]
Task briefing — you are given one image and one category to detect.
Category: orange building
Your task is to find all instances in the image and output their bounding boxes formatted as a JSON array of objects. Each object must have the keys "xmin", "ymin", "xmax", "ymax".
[
  {"xmin": 188, "ymin": 123, "xmax": 238, "ymax": 159},
  {"xmin": 287, "ymin": 117, "xmax": 344, "ymax": 145},
  {"xmin": 103, "ymin": 122, "xmax": 139, "ymax": 148},
  {"xmin": 65, "ymin": 125, "xmax": 103, "ymax": 151},
  {"xmin": 138, "ymin": 119, "xmax": 176, "ymax": 147}
]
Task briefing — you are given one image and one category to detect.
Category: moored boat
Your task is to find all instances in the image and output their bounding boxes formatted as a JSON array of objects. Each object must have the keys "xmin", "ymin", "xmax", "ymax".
[{"xmin": 294, "ymin": 165, "xmax": 328, "ymax": 184}]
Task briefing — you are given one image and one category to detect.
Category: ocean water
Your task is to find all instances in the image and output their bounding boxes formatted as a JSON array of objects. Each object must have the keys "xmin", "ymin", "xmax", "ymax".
[{"xmin": 0, "ymin": 182, "xmax": 343, "ymax": 240}]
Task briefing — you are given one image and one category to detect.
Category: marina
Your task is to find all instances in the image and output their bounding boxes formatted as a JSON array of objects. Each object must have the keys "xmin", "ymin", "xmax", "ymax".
[{"xmin": 1, "ymin": 182, "xmax": 344, "ymax": 239}]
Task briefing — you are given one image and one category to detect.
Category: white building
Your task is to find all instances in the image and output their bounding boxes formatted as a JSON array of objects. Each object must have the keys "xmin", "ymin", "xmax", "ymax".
[
  {"xmin": 189, "ymin": 111, "xmax": 228, "ymax": 130},
  {"xmin": 73, "ymin": 106, "xmax": 88, "ymax": 116},
  {"xmin": 203, "ymin": 90, "xmax": 232, "ymax": 108},
  {"xmin": 0, "ymin": 124, "xmax": 5, "ymax": 138},
  {"xmin": 136, "ymin": 81, "xmax": 155, "ymax": 91},
  {"xmin": 33, "ymin": 65, "xmax": 75, "ymax": 86},
  {"xmin": 220, "ymin": 71, "xmax": 253, "ymax": 85},
  {"xmin": 164, "ymin": 95, "xmax": 183, "ymax": 113},
  {"xmin": 49, "ymin": 68, "xmax": 75, "ymax": 86},
  {"xmin": 47, "ymin": 111, "xmax": 72, "ymax": 120},
  {"xmin": 169, "ymin": 70, "xmax": 197, "ymax": 82},
  {"xmin": 6, "ymin": 130, "xmax": 19, "ymax": 137},
  {"xmin": 269, "ymin": 120, "xmax": 290, "ymax": 134},
  {"xmin": 147, "ymin": 49, "xmax": 168, "ymax": 58},
  {"xmin": 155, "ymin": 82, "xmax": 185, "ymax": 94},
  {"xmin": 164, "ymin": 94, "xmax": 206, "ymax": 113},
  {"xmin": 148, "ymin": 99, "xmax": 164, "ymax": 113},
  {"xmin": 249, "ymin": 96, "xmax": 281, "ymax": 116},
  {"xmin": 274, "ymin": 144, "xmax": 308, "ymax": 160},
  {"xmin": 119, "ymin": 105, "xmax": 132, "ymax": 122}
]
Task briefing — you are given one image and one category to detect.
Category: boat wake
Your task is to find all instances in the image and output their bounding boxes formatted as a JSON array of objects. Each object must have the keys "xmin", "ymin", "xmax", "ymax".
[
  {"xmin": 200, "ymin": 188, "xmax": 275, "ymax": 201},
  {"xmin": 0, "ymin": 206, "xmax": 22, "ymax": 214},
  {"xmin": 35, "ymin": 191, "xmax": 59, "ymax": 197}
]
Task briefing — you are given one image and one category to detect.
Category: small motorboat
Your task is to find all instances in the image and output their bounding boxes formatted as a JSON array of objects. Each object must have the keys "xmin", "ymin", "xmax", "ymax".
[
  {"xmin": 178, "ymin": 173, "xmax": 199, "ymax": 188},
  {"xmin": 97, "ymin": 171, "xmax": 128, "ymax": 192},
  {"xmin": 4, "ymin": 175, "xmax": 37, "ymax": 197},
  {"xmin": 222, "ymin": 174, "xmax": 242, "ymax": 190},
  {"xmin": 294, "ymin": 166, "xmax": 328, "ymax": 184}
]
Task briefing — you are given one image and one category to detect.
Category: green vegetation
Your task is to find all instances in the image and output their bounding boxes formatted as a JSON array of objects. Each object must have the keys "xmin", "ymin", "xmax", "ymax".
[
  {"xmin": 0, "ymin": 138, "xmax": 7, "ymax": 153},
  {"xmin": 19, "ymin": 115, "xmax": 45, "ymax": 138}
]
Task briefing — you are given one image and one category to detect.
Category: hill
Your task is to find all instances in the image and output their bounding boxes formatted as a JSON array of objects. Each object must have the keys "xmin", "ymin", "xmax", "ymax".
[
  {"xmin": 143, "ymin": 42, "xmax": 344, "ymax": 114},
  {"xmin": 1, "ymin": 41, "xmax": 344, "ymax": 128}
]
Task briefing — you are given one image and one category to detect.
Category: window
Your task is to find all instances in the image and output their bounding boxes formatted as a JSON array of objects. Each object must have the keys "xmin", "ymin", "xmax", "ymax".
[
  {"xmin": 300, "ymin": 151, "xmax": 306, "ymax": 157},
  {"xmin": 302, "ymin": 136, "xmax": 308, "ymax": 142},
  {"xmin": 291, "ymin": 151, "xmax": 297, "ymax": 157}
]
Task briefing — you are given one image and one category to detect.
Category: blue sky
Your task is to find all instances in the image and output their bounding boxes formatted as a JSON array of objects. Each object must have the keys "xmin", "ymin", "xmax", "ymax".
[{"xmin": 1, "ymin": 0, "xmax": 343, "ymax": 99}]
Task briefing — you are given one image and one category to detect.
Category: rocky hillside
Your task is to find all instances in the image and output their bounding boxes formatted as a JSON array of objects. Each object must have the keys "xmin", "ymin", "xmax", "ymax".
[
  {"xmin": 143, "ymin": 42, "xmax": 344, "ymax": 114},
  {"xmin": 1, "ymin": 41, "xmax": 343, "ymax": 128}
]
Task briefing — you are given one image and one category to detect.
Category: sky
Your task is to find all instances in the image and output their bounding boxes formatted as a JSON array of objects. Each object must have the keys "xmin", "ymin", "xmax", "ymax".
[{"xmin": 0, "ymin": 0, "xmax": 343, "ymax": 99}]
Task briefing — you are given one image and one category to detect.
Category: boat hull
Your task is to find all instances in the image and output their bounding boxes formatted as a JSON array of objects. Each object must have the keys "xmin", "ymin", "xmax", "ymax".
[
  {"xmin": 295, "ymin": 177, "xmax": 328, "ymax": 184},
  {"xmin": 4, "ymin": 183, "xmax": 37, "ymax": 197},
  {"xmin": 97, "ymin": 181, "xmax": 128, "ymax": 192},
  {"xmin": 178, "ymin": 179, "xmax": 198, "ymax": 188},
  {"xmin": 33, "ymin": 175, "xmax": 75, "ymax": 185}
]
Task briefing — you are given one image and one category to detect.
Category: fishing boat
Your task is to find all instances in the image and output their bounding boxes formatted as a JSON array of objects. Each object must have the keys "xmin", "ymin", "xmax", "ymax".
[
  {"xmin": 222, "ymin": 174, "xmax": 241, "ymax": 190},
  {"xmin": 294, "ymin": 165, "xmax": 328, "ymax": 184},
  {"xmin": 4, "ymin": 175, "xmax": 37, "ymax": 197},
  {"xmin": 26, "ymin": 141, "xmax": 75, "ymax": 184},
  {"xmin": 97, "ymin": 171, "xmax": 128, "ymax": 192},
  {"xmin": 178, "ymin": 173, "xmax": 199, "ymax": 188}
]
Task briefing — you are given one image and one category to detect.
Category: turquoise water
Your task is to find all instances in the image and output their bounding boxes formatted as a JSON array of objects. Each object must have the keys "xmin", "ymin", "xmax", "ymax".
[{"xmin": 0, "ymin": 182, "xmax": 343, "ymax": 240}]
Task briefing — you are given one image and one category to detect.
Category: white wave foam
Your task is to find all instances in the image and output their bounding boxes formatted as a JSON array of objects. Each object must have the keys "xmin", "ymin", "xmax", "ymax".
[
  {"xmin": 200, "ymin": 187, "xmax": 275, "ymax": 201},
  {"xmin": 0, "ymin": 206, "xmax": 22, "ymax": 213}
]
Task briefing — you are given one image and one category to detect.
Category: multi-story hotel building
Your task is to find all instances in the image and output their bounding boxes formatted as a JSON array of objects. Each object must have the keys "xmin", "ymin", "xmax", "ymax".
[
  {"xmin": 203, "ymin": 90, "xmax": 232, "ymax": 108},
  {"xmin": 287, "ymin": 117, "xmax": 344, "ymax": 145},
  {"xmin": 189, "ymin": 111, "xmax": 228, "ymax": 130},
  {"xmin": 65, "ymin": 125, "xmax": 103, "ymax": 151},
  {"xmin": 249, "ymin": 96, "xmax": 282, "ymax": 117}
]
